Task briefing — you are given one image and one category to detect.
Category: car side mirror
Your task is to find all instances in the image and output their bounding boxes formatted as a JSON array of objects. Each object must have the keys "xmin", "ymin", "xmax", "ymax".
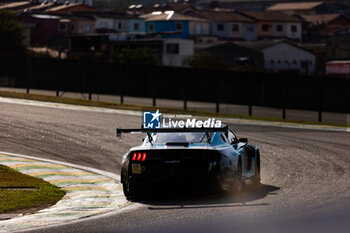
[{"xmin": 239, "ymin": 138, "xmax": 248, "ymax": 143}]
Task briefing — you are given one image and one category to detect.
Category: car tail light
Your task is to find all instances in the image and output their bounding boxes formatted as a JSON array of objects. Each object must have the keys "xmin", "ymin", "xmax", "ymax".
[
  {"xmin": 132, "ymin": 153, "xmax": 137, "ymax": 161},
  {"xmin": 137, "ymin": 153, "xmax": 142, "ymax": 161},
  {"xmin": 131, "ymin": 152, "xmax": 147, "ymax": 162}
]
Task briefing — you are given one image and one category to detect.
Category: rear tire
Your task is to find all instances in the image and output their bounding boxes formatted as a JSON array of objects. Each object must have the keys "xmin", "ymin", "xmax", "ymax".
[
  {"xmin": 251, "ymin": 152, "xmax": 261, "ymax": 185},
  {"xmin": 232, "ymin": 159, "xmax": 243, "ymax": 193},
  {"xmin": 123, "ymin": 183, "xmax": 139, "ymax": 200}
]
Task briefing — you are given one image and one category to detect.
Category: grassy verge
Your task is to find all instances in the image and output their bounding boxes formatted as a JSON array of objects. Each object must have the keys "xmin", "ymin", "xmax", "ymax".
[
  {"xmin": 0, "ymin": 90, "xmax": 348, "ymax": 128},
  {"xmin": 0, "ymin": 164, "xmax": 65, "ymax": 214}
]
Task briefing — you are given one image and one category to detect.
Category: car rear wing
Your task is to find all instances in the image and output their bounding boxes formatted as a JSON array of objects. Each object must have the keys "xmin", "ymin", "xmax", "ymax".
[{"xmin": 116, "ymin": 126, "xmax": 228, "ymax": 139}]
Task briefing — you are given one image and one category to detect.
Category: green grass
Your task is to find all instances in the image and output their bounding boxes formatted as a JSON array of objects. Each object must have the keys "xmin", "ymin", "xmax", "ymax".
[
  {"xmin": 0, "ymin": 90, "xmax": 348, "ymax": 128},
  {"xmin": 0, "ymin": 164, "xmax": 65, "ymax": 214}
]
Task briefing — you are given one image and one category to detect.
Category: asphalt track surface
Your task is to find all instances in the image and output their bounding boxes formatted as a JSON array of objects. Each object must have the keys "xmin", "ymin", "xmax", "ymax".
[{"xmin": 1, "ymin": 100, "xmax": 350, "ymax": 233}]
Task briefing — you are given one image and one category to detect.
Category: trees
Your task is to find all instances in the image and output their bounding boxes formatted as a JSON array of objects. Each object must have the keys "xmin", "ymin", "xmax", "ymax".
[{"xmin": 0, "ymin": 9, "xmax": 27, "ymax": 55}]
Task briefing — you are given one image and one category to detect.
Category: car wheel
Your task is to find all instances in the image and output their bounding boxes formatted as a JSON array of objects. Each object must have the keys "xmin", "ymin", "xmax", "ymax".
[
  {"xmin": 123, "ymin": 183, "xmax": 139, "ymax": 200},
  {"xmin": 229, "ymin": 159, "xmax": 243, "ymax": 194},
  {"xmin": 251, "ymin": 153, "xmax": 261, "ymax": 185}
]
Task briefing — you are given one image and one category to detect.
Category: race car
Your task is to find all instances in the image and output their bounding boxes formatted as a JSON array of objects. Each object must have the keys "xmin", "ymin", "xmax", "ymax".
[{"xmin": 117, "ymin": 126, "xmax": 261, "ymax": 199}]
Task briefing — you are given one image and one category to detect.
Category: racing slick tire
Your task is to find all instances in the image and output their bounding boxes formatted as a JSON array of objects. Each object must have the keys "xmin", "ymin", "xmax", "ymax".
[
  {"xmin": 231, "ymin": 158, "xmax": 243, "ymax": 193},
  {"xmin": 251, "ymin": 152, "xmax": 261, "ymax": 185},
  {"xmin": 220, "ymin": 158, "xmax": 243, "ymax": 195},
  {"xmin": 123, "ymin": 183, "xmax": 139, "ymax": 200}
]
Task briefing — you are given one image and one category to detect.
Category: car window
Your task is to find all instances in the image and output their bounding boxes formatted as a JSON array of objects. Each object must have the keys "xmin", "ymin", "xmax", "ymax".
[
  {"xmin": 220, "ymin": 133, "xmax": 228, "ymax": 143},
  {"xmin": 227, "ymin": 130, "xmax": 238, "ymax": 144},
  {"xmin": 155, "ymin": 132, "xmax": 207, "ymax": 143}
]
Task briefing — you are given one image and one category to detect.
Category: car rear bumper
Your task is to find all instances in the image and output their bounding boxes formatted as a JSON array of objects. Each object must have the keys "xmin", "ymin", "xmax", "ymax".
[{"xmin": 127, "ymin": 173, "xmax": 221, "ymax": 188}]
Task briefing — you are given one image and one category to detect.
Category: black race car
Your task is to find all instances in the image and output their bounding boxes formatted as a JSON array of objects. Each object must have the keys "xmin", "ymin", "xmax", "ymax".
[{"xmin": 117, "ymin": 126, "xmax": 260, "ymax": 199}]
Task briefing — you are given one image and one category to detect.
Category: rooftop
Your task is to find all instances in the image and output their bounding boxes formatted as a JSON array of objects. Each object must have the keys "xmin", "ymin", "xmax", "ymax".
[
  {"xmin": 300, "ymin": 14, "xmax": 345, "ymax": 25},
  {"xmin": 267, "ymin": 2, "xmax": 324, "ymax": 11},
  {"xmin": 45, "ymin": 3, "xmax": 93, "ymax": 13},
  {"xmin": 235, "ymin": 40, "xmax": 311, "ymax": 54},
  {"xmin": 317, "ymin": 24, "xmax": 350, "ymax": 35},
  {"xmin": 326, "ymin": 60, "xmax": 350, "ymax": 64},
  {"xmin": 0, "ymin": 1, "xmax": 32, "ymax": 10},
  {"xmin": 239, "ymin": 11, "xmax": 302, "ymax": 22},
  {"xmin": 27, "ymin": 2, "xmax": 57, "ymax": 11},
  {"xmin": 186, "ymin": 9, "xmax": 255, "ymax": 23},
  {"xmin": 235, "ymin": 40, "xmax": 282, "ymax": 51},
  {"xmin": 143, "ymin": 11, "xmax": 208, "ymax": 22},
  {"xmin": 30, "ymin": 14, "xmax": 60, "ymax": 20},
  {"xmin": 94, "ymin": 12, "xmax": 141, "ymax": 20}
]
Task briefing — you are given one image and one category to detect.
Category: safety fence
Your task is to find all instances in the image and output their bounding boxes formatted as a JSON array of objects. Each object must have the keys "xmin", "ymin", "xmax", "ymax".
[{"xmin": 0, "ymin": 55, "xmax": 349, "ymax": 122}]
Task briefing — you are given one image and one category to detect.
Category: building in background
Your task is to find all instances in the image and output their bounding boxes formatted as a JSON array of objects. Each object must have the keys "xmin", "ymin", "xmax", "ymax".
[
  {"xmin": 68, "ymin": 15, "xmax": 95, "ymax": 34},
  {"xmin": 326, "ymin": 61, "xmax": 350, "ymax": 74},
  {"xmin": 237, "ymin": 40, "xmax": 315, "ymax": 73},
  {"xmin": 143, "ymin": 11, "xmax": 209, "ymax": 39},
  {"xmin": 46, "ymin": 3, "xmax": 95, "ymax": 15},
  {"xmin": 95, "ymin": 13, "xmax": 145, "ymax": 34},
  {"xmin": 300, "ymin": 13, "xmax": 350, "ymax": 26},
  {"xmin": 301, "ymin": 13, "xmax": 350, "ymax": 42},
  {"xmin": 19, "ymin": 14, "xmax": 72, "ymax": 48},
  {"xmin": 266, "ymin": 2, "xmax": 327, "ymax": 15},
  {"xmin": 162, "ymin": 38, "xmax": 194, "ymax": 67},
  {"xmin": 184, "ymin": 9, "xmax": 258, "ymax": 41},
  {"xmin": 238, "ymin": 11, "xmax": 302, "ymax": 42}
]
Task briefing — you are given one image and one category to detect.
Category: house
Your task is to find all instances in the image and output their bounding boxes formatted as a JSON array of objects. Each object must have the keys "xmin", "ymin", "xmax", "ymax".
[
  {"xmin": 325, "ymin": 28, "xmax": 350, "ymax": 61},
  {"xmin": 238, "ymin": 11, "xmax": 302, "ymax": 42},
  {"xmin": 236, "ymin": 40, "xmax": 315, "ymax": 73},
  {"xmin": 298, "ymin": 43, "xmax": 327, "ymax": 73},
  {"xmin": 162, "ymin": 38, "xmax": 194, "ymax": 67},
  {"xmin": 143, "ymin": 11, "xmax": 209, "ymax": 39},
  {"xmin": 300, "ymin": 14, "xmax": 350, "ymax": 43},
  {"xmin": 95, "ymin": 13, "xmax": 145, "ymax": 34},
  {"xmin": 326, "ymin": 61, "xmax": 350, "ymax": 74},
  {"xmin": 300, "ymin": 14, "xmax": 350, "ymax": 26},
  {"xmin": 67, "ymin": 15, "xmax": 95, "ymax": 34},
  {"xmin": 45, "ymin": 3, "xmax": 94, "ymax": 15},
  {"xmin": 19, "ymin": 14, "xmax": 72, "ymax": 48},
  {"xmin": 266, "ymin": 2, "xmax": 327, "ymax": 15},
  {"xmin": 183, "ymin": 9, "xmax": 257, "ymax": 41}
]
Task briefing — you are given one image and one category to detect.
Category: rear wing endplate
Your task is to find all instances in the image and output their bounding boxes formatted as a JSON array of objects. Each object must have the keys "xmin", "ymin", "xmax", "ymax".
[{"xmin": 116, "ymin": 126, "xmax": 228, "ymax": 139}]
